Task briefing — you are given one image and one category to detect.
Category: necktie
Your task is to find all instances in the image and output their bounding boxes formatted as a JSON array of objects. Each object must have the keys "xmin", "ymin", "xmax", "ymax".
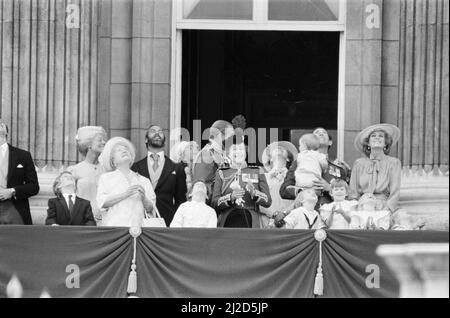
[
  {"xmin": 68, "ymin": 195, "xmax": 74, "ymax": 215},
  {"xmin": 151, "ymin": 153, "xmax": 159, "ymax": 171}
]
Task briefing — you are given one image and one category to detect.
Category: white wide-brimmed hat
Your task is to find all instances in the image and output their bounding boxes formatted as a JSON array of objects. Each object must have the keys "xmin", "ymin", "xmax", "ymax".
[
  {"xmin": 354, "ymin": 123, "xmax": 400, "ymax": 154},
  {"xmin": 261, "ymin": 141, "xmax": 298, "ymax": 172},
  {"xmin": 99, "ymin": 137, "xmax": 136, "ymax": 172}
]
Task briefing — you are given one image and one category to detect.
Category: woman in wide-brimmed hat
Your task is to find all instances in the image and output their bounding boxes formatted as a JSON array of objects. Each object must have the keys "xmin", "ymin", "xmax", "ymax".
[
  {"xmin": 67, "ymin": 126, "xmax": 107, "ymax": 224},
  {"xmin": 97, "ymin": 137, "xmax": 157, "ymax": 227},
  {"xmin": 349, "ymin": 123, "xmax": 401, "ymax": 213},
  {"xmin": 259, "ymin": 141, "xmax": 298, "ymax": 228}
]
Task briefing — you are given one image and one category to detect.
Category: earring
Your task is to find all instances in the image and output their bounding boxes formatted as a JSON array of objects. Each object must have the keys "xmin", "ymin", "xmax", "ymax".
[{"xmin": 367, "ymin": 146, "xmax": 371, "ymax": 151}]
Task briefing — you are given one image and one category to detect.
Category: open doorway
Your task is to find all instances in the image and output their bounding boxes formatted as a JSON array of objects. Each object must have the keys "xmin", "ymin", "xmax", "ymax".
[{"xmin": 181, "ymin": 30, "xmax": 340, "ymax": 159}]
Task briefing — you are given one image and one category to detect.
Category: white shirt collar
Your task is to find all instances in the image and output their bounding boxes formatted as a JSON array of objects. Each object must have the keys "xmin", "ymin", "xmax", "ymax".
[
  {"xmin": 148, "ymin": 150, "xmax": 164, "ymax": 159},
  {"xmin": 301, "ymin": 207, "xmax": 318, "ymax": 221},
  {"xmin": 62, "ymin": 193, "xmax": 76, "ymax": 201},
  {"xmin": 0, "ymin": 142, "xmax": 8, "ymax": 154}
]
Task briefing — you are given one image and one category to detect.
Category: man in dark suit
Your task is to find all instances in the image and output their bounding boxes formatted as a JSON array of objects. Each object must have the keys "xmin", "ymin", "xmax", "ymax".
[
  {"xmin": 192, "ymin": 120, "xmax": 234, "ymax": 201},
  {"xmin": 131, "ymin": 125, "xmax": 187, "ymax": 226},
  {"xmin": 0, "ymin": 119, "xmax": 40, "ymax": 225},
  {"xmin": 45, "ymin": 172, "xmax": 96, "ymax": 226}
]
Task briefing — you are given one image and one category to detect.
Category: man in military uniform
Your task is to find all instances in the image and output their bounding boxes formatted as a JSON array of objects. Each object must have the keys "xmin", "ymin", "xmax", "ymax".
[
  {"xmin": 280, "ymin": 127, "xmax": 351, "ymax": 206},
  {"xmin": 212, "ymin": 142, "xmax": 271, "ymax": 228},
  {"xmin": 192, "ymin": 120, "xmax": 234, "ymax": 201}
]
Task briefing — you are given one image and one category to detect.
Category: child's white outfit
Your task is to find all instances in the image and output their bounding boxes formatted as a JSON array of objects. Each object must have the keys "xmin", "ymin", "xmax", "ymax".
[
  {"xmin": 320, "ymin": 200, "xmax": 358, "ymax": 229},
  {"xmin": 170, "ymin": 201, "xmax": 217, "ymax": 228},
  {"xmin": 295, "ymin": 151, "xmax": 328, "ymax": 188},
  {"xmin": 283, "ymin": 206, "xmax": 325, "ymax": 230}
]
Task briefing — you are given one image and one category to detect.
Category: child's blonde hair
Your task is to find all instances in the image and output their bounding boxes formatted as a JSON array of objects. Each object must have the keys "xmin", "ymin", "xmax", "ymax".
[
  {"xmin": 299, "ymin": 133, "xmax": 320, "ymax": 151},
  {"xmin": 358, "ymin": 193, "xmax": 386, "ymax": 210},
  {"xmin": 293, "ymin": 188, "xmax": 317, "ymax": 208}
]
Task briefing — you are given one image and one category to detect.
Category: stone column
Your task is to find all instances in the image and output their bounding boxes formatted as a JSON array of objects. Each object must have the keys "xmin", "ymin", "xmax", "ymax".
[
  {"xmin": 344, "ymin": 0, "xmax": 383, "ymax": 166},
  {"xmin": 98, "ymin": 0, "xmax": 172, "ymax": 160},
  {"xmin": 377, "ymin": 243, "xmax": 449, "ymax": 298}
]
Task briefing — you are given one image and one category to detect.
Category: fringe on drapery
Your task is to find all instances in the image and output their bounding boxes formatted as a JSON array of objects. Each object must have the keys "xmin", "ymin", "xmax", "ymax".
[{"xmin": 314, "ymin": 229, "xmax": 327, "ymax": 296}]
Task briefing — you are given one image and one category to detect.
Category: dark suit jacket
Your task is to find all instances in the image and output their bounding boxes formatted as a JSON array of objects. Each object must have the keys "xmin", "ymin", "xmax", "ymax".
[
  {"xmin": 6, "ymin": 144, "xmax": 40, "ymax": 225},
  {"xmin": 131, "ymin": 155, "xmax": 187, "ymax": 226},
  {"xmin": 45, "ymin": 197, "xmax": 96, "ymax": 226}
]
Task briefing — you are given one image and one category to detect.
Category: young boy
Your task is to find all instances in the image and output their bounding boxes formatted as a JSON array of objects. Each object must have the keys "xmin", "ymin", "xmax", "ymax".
[
  {"xmin": 295, "ymin": 134, "xmax": 328, "ymax": 189},
  {"xmin": 46, "ymin": 172, "xmax": 96, "ymax": 226},
  {"xmin": 170, "ymin": 181, "xmax": 217, "ymax": 228},
  {"xmin": 319, "ymin": 179, "xmax": 357, "ymax": 229},
  {"xmin": 277, "ymin": 188, "xmax": 326, "ymax": 230},
  {"xmin": 350, "ymin": 193, "xmax": 391, "ymax": 230}
]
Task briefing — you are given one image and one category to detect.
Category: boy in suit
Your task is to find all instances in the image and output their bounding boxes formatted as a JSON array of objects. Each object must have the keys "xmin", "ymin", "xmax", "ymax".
[{"xmin": 46, "ymin": 172, "xmax": 96, "ymax": 226}]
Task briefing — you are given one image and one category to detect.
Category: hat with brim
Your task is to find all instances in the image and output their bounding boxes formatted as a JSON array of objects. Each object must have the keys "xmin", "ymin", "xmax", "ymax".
[
  {"xmin": 354, "ymin": 123, "xmax": 400, "ymax": 154},
  {"xmin": 262, "ymin": 141, "xmax": 298, "ymax": 172},
  {"xmin": 99, "ymin": 137, "xmax": 136, "ymax": 172}
]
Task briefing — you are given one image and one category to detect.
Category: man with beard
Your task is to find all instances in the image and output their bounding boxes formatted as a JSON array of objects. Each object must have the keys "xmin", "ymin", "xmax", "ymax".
[
  {"xmin": 131, "ymin": 125, "xmax": 187, "ymax": 226},
  {"xmin": 192, "ymin": 120, "xmax": 235, "ymax": 203}
]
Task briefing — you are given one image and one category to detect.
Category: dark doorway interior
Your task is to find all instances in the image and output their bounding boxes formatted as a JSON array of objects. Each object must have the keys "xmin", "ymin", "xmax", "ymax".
[{"xmin": 182, "ymin": 30, "xmax": 340, "ymax": 158}]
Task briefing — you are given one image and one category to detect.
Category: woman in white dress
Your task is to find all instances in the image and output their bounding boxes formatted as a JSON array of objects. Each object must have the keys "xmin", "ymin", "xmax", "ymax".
[
  {"xmin": 97, "ymin": 137, "xmax": 157, "ymax": 227},
  {"xmin": 259, "ymin": 141, "xmax": 298, "ymax": 228},
  {"xmin": 67, "ymin": 126, "xmax": 107, "ymax": 224}
]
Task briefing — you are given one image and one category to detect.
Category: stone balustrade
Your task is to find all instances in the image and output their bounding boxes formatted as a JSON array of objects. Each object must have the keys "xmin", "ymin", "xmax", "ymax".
[{"xmin": 377, "ymin": 243, "xmax": 449, "ymax": 298}]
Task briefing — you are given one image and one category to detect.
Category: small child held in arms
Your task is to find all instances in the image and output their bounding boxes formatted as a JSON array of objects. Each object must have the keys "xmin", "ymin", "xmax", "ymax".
[
  {"xmin": 46, "ymin": 172, "xmax": 96, "ymax": 226},
  {"xmin": 295, "ymin": 134, "xmax": 328, "ymax": 190},
  {"xmin": 319, "ymin": 179, "xmax": 358, "ymax": 229},
  {"xmin": 276, "ymin": 188, "xmax": 326, "ymax": 230},
  {"xmin": 170, "ymin": 181, "xmax": 217, "ymax": 228},
  {"xmin": 350, "ymin": 193, "xmax": 391, "ymax": 230}
]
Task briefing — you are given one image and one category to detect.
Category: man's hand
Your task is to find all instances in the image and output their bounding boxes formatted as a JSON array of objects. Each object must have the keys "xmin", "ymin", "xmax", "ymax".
[
  {"xmin": 245, "ymin": 182, "xmax": 256, "ymax": 198},
  {"xmin": 274, "ymin": 211, "xmax": 287, "ymax": 224},
  {"xmin": 231, "ymin": 189, "xmax": 245, "ymax": 202},
  {"xmin": 312, "ymin": 179, "xmax": 331, "ymax": 193},
  {"xmin": 0, "ymin": 188, "xmax": 14, "ymax": 201}
]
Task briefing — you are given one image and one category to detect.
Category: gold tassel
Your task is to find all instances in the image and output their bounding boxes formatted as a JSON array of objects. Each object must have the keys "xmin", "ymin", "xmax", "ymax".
[
  {"xmin": 127, "ymin": 264, "xmax": 137, "ymax": 294},
  {"xmin": 313, "ymin": 229, "xmax": 327, "ymax": 297},
  {"xmin": 314, "ymin": 267, "xmax": 324, "ymax": 296},
  {"xmin": 127, "ymin": 227, "xmax": 141, "ymax": 296}
]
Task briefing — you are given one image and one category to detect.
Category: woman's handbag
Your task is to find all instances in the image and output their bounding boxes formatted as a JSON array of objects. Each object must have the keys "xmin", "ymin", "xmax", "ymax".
[{"xmin": 142, "ymin": 206, "xmax": 167, "ymax": 228}]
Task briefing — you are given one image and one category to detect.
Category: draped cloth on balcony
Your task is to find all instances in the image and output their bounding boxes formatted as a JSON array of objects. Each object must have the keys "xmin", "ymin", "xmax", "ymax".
[{"xmin": 0, "ymin": 226, "xmax": 447, "ymax": 298}]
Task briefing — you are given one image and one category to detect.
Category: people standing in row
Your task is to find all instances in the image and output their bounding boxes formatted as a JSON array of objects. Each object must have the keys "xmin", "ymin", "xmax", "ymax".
[{"xmin": 0, "ymin": 119, "xmax": 39, "ymax": 225}]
